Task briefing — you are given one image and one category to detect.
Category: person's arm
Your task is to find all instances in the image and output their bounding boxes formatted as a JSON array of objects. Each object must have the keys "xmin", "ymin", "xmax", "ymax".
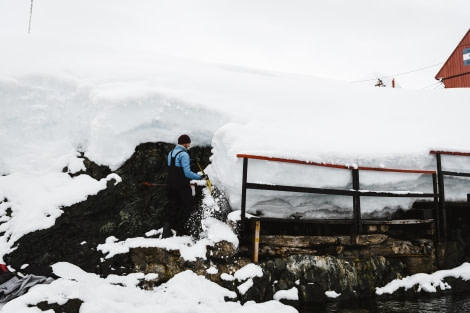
[{"xmin": 179, "ymin": 152, "xmax": 202, "ymax": 180}]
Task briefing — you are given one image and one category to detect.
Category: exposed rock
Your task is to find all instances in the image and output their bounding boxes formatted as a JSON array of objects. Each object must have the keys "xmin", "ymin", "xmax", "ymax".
[
  {"xmin": 131, "ymin": 247, "xmax": 206, "ymax": 286},
  {"xmin": 130, "ymin": 245, "xmax": 408, "ymax": 304},
  {"xmin": 130, "ymin": 239, "xmax": 243, "ymax": 288},
  {"xmin": 256, "ymin": 255, "xmax": 405, "ymax": 303},
  {"xmin": 4, "ymin": 142, "xmax": 212, "ymax": 276},
  {"xmin": 125, "ymin": 242, "xmax": 470, "ymax": 305},
  {"xmin": 208, "ymin": 240, "xmax": 239, "ymax": 260},
  {"xmin": 35, "ymin": 298, "xmax": 83, "ymax": 313},
  {"xmin": 126, "ymin": 238, "xmax": 419, "ymax": 304}
]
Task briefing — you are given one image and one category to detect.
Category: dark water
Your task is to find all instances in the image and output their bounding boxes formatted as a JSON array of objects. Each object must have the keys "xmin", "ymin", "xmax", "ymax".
[{"xmin": 300, "ymin": 294, "xmax": 470, "ymax": 313}]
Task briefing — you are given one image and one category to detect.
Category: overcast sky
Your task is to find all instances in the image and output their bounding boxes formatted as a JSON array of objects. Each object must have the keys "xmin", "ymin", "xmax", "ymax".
[{"xmin": 1, "ymin": 0, "xmax": 469, "ymax": 89}]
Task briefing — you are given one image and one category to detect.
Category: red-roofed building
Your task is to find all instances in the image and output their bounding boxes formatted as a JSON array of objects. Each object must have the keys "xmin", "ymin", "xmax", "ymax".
[{"xmin": 435, "ymin": 29, "xmax": 470, "ymax": 88}]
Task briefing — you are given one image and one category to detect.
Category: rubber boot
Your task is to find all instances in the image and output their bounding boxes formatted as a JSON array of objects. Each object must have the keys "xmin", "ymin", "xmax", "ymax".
[{"xmin": 162, "ymin": 222, "xmax": 172, "ymax": 238}]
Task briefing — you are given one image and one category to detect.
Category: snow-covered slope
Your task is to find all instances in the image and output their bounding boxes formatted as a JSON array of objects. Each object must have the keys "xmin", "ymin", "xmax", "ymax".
[{"xmin": 2, "ymin": 54, "xmax": 470, "ymax": 222}]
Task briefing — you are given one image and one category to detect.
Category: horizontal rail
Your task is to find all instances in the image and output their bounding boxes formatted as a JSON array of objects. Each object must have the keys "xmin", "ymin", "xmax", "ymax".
[
  {"xmin": 359, "ymin": 190, "xmax": 436, "ymax": 198},
  {"xmin": 246, "ymin": 182, "xmax": 437, "ymax": 198},
  {"xmin": 246, "ymin": 182, "xmax": 356, "ymax": 196},
  {"xmin": 430, "ymin": 150, "xmax": 470, "ymax": 157},
  {"xmin": 249, "ymin": 216, "xmax": 434, "ymax": 225},
  {"xmin": 237, "ymin": 153, "xmax": 435, "ymax": 175},
  {"xmin": 237, "ymin": 153, "xmax": 351, "ymax": 170},
  {"xmin": 250, "ymin": 217, "xmax": 355, "ymax": 224},
  {"xmin": 442, "ymin": 170, "xmax": 470, "ymax": 178},
  {"xmin": 361, "ymin": 219, "xmax": 434, "ymax": 225}
]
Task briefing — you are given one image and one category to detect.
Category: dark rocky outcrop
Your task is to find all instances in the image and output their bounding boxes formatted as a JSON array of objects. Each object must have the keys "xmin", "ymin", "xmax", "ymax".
[{"xmin": 4, "ymin": 142, "xmax": 212, "ymax": 276}]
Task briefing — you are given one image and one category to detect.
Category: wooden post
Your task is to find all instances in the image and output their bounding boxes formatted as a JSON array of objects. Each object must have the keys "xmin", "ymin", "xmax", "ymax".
[{"xmin": 253, "ymin": 220, "xmax": 261, "ymax": 263}]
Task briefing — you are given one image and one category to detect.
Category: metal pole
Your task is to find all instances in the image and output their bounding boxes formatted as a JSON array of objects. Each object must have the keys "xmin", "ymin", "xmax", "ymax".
[
  {"xmin": 352, "ymin": 168, "xmax": 361, "ymax": 244},
  {"xmin": 432, "ymin": 173, "xmax": 440, "ymax": 240},
  {"xmin": 241, "ymin": 158, "xmax": 248, "ymax": 221},
  {"xmin": 435, "ymin": 153, "xmax": 447, "ymax": 241}
]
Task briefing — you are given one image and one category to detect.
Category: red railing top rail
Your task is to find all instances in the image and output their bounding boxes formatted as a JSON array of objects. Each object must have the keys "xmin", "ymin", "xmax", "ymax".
[
  {"xmin": 236, "ymin": 153, "xmax": 436, "ymax": 175},
  {"xmin": 236, "ymin": 153, "xmax": 350, "ymax": 170},
  {"xmin": 430, "ymin": 150, "xmax": 470, "ymax": 157}
]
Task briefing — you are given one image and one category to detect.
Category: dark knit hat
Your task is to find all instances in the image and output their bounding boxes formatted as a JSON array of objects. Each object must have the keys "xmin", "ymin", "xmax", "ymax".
[{"xmin": 178, "ymin": 134, "xmax": 191, "ymax": 144}]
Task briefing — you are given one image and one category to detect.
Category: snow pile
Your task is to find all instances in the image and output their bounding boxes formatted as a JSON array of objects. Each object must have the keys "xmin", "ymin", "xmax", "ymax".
[
  {"xmin": 273, "ymin": 287, "xmax": 299, "ymax": 301},
  {"xmin": 376, "ymin": 262, "xmax": 470, "ymax": 295},
  {"xmin": 97, "ymin": 218, "xmax": 238, "ymax": 262},
  {"xmin": 0, "ymin": 262, "xmax": 297, "ymax": 313},
  {"xmin": 233, "ymin": 264, "xmax": 264, "ymax": 295},
  {"xmin": 2, "ymin": 57, "xmax": 470, "ymax": 221},
  {"xmin": 0, "ymin": 172, "xmax": 120, "ymax": 257},
  {"xmin": 325, "ymin": 290, "xmax": 341, "ymax": 299},
  {"xmin": 206, "ymin": 86, "xmax": 470, "ymax": 215}
]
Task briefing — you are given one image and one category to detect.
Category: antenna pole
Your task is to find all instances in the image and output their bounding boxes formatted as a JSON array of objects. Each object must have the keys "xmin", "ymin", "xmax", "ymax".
[{"xmin": 28, "ymin": 0, "xmax": 33, "ymax": 34}]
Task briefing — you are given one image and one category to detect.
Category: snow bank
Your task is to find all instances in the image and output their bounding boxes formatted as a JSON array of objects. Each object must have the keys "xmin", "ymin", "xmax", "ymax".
[
  {"xmin": 2, "ymin": 56, "xmax": 470, "ymax": 255},
  {"xmin": 0, "ymin": 172, "xmax": 120, "ymax": 259},
  {"xmin": 207, "ymin": 85, "xmax": 470, "ymax": 215},
  {"xmin": 273, "ymin": 287, "xmax": 299, "ymax": 301},
  {"xmin": 376, "ymin": 262, "xmax": 470, "ymax": 295},
  {"xmin": 233, "ymin": 264, "xmax": 263, "ymax": 296},
  {"xmin": 0, "ymin": 262, "xmax": 297, "ymax": 313},
  {"xmin": 97, "ymin": 217, "xmax": 238, "ymax": 262},
  {"xmin": 0, "ymin": 73, "xmax": 226, "ymax": 173}
]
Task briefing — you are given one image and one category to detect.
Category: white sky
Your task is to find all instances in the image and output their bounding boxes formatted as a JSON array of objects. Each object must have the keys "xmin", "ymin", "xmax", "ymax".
[{"xmin": 1, "ymin": 0, "xmax": 469, "ymax": 89}]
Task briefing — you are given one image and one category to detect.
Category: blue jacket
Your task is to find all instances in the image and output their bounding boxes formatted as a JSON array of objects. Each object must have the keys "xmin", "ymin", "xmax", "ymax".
[{"xmin": 167, "ymin": 145, "xmax": 201, "ymax": 180}]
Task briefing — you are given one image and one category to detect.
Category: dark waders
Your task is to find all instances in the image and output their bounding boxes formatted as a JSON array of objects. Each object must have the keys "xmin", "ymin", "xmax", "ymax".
[{"xmin": 163, "ymin": 150, "xmax": 193, "ymax": 238}]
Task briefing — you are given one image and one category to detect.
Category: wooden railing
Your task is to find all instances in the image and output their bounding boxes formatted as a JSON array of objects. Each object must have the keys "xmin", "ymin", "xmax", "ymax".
[{"xmin": 237, "ymin": 153, "xmax": 439, "ymax": 244}]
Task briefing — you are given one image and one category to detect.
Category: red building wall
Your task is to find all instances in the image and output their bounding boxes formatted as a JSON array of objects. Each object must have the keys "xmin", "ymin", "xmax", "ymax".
[{"xmin": 435, "ymin": 29, "xmax": 470, "ymax": 88}]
